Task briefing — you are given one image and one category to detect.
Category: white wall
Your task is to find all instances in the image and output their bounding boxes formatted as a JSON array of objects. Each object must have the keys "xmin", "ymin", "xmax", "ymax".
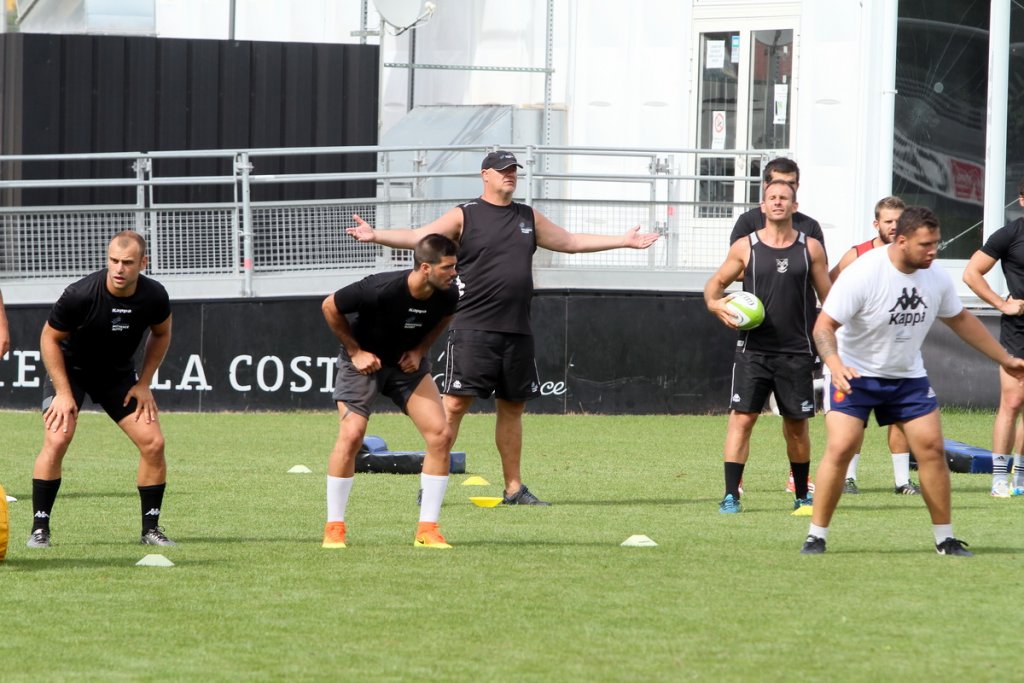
[
  {"xmin": 155, "ymin": 0, "xmax": 368, "ymax": 42},
  {"xmin": 148, "ymin": 0, "xmax": 883, "ymax": 251}
]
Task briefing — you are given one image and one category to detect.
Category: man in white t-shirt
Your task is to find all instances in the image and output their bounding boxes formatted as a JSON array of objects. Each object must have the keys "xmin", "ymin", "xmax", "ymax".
[{"xmin": 801, "ymin": 206, "xmax": 1024, "ymax": 556}]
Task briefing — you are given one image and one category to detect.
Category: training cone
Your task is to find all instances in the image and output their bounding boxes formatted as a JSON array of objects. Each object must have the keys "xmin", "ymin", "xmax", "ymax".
[
  {"xmin": 620, "ymin": 534, "xmax": 658, "ymax": 547},
  {"xmin": 136, "ymin": 554, "xmax": 175, "ymax": 567},
  {"xmin": 461, "ymin": 476, "xmax": 490, "ymax": 486},
  {"xmin": 287, "ymin": 465, "xmax": 312, "ymax": 474},
  {"xmin": 0, "ymin": 482, "xmax": 8, "ymax": 562}
]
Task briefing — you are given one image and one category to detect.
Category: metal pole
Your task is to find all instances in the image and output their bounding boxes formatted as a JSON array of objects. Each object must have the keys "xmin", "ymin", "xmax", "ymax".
[
  {"xmin": 236, "ymin": 152, "xmax": 254, "ymax": 297},
  {"xmin": 407, "ymin": 29, "xmax": 416, "ymax": 113},
  {"xmin": 542, "ymin": 0, "xmax": 554, "ymax": 200},
  {"xmin": 228, "ymin": 0, "xmax": 236, "ymax": 40},
  {"xmin": 877, "ymin": 0, "xmax": 898, "ymax": 198},
  {"xmin": 133, "ymin": 156, "xmax": 149, "ymax": 234},
  {"xmin": 359, "ymin": 0, "xmax": 368, "ymax": 45},
  {"xmin": 983, "ymin": 0, "xmax": 1010, "ymax": 245}
]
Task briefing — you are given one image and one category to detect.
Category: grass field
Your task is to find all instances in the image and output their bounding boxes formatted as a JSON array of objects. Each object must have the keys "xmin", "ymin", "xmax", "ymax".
[{"xmin": 0, "ymin": 408, "xmax": 1016, "ymax": 682}]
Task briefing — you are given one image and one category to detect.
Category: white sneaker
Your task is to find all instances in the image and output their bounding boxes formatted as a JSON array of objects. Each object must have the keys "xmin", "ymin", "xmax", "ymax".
[{"xmin": 991, "ymin": 479, "xmax": 1011, "ymax": 498}]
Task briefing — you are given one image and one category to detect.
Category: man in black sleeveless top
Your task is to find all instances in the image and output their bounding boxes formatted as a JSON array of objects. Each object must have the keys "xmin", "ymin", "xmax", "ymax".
[
  {"xmin": 320, "ymin": 234, "xmax": 459, "ymax": 549},
  {"xmin": 347, "ymin": 150, "xmax": 660, "ymax": 505},
  {"xmin": 27, "ymin": 231, "xmax": 175, "ymax": 549},
  {"xmin": 705, "ymin": 180, "xmax": 831, "ymax": 515}
]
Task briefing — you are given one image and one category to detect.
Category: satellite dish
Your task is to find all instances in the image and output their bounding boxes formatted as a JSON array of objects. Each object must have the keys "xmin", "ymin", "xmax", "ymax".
[{"xmin": 374, "ymin": 0, "xmax": 436, "ymax": 34}]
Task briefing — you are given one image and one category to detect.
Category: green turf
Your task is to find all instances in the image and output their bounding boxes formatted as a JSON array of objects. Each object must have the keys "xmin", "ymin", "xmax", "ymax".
[{"xmin": 0, "ymin": 409, "xmax": 1016, "ymax": 682}]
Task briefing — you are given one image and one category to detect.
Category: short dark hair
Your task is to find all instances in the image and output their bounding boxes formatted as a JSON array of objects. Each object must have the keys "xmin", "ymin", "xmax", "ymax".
[
  {"xmin": 1018, "ymin": 178, "xmax": 1024, "ymax": 197},
  {"xmin": 895, "ymin": 206, "xmax": 940, "ymax": 238},
  {"xmin": 763, "ymin": 178, "xmax": 796, "ymax": 202},
  {"xmin": 413, "ymin": 233, "xmax": 458, "ymax": 267},
  {"xmin": 763, "ymin": 157, "xmax": 800, "ymax": 184},
  {"xmin": 874, "ymin": 195, "xmax": 905, "ymax": 218},
  {"xmin": 111, "ymin": 230, "xmax": 147, "ymax": 258}
]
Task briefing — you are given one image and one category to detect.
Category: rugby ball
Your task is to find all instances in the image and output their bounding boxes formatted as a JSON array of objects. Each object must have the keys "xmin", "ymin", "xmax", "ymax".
[{"xmin": 725, "ymin": 292, "xmax": 765, "ymax": 330}]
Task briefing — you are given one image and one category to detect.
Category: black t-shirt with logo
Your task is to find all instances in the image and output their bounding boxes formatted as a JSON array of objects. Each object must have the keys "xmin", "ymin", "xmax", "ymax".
[
  {"xmin": 333, "ymin": 270, "xmax": 458, "ymax": 366},
  {"xmin": 48, "ymin": 270, "xmax": 172, "ymax": 373},
  {"xmin": 980, "ymin": 217, "xmax": 1024, "ymax": 345},
  {"xmin": 452, "ymin": 198, "xmax": 537, "ymax": 334}
]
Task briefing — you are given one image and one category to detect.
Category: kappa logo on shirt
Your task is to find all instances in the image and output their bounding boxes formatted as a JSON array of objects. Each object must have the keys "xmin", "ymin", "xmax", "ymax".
[
  {"xmin": 519, "ymin": 221, "xmax": 534, "ymax": 235},
  {"xmin": 776, "ymin": 258, "xmax": 789, "ymax": 273},
  {"xmin": 110, "ymin": 307, "xmax": 132, "ymax": 332},
  {"xmin": 888, "ymin": 287, "xmax": 928, "ymax": 326}
]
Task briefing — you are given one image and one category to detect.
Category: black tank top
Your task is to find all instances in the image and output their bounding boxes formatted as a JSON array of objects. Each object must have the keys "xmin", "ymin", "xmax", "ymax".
[
  {"xmin": 452, "ymin": 198, "xmax": 537, "ymax": 334},
  {"xmin": 739, "ymin": 231, "xmax": 816, "ymax": 355}
]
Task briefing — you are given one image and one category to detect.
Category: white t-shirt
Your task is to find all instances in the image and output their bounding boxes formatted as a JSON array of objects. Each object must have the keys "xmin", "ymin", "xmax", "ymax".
[{"xmin": 822, "ymin": 246, "xmax": 963, "ymax": 378}]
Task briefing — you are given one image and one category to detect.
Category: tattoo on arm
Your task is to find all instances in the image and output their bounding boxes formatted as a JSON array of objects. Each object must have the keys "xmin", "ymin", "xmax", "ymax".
[{"xmin": 813, "ymin": 330, "xmax": 839, "ymax": 360}]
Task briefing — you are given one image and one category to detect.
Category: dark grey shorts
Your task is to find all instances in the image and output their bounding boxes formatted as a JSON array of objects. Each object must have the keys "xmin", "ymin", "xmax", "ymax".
[{"xmin": 332, "ymin": 349, "xmax": 431, "ymax": 417}]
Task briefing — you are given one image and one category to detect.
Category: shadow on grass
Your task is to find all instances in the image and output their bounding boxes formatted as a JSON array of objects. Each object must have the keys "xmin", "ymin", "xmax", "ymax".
[
  {"xmin": 1, "ymin": 556, "xmax": 220, "ymax": 571},
  {"xmin": 58, "ymin": 491, "xmax": 138, "ymax": 500},
  {"xmin": 541, "ymin": 498, "xmax": 688, "ymax": 506}
]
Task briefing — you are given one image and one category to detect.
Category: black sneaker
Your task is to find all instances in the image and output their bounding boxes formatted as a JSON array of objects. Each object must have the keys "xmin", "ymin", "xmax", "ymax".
[
  {"xmin": 801, "ymin": 535, "xmax": 826, "ymax": 554},
  {"xmin": 935, "ymin": 537, "xmax": 972, "ymax": 556},
  {"xmin": 843, "ymin": 478, "xmax": 859, "ymax": 494},
  {"xmin": 140, "ymin": 528, "xmax": 177, "ymax": 546},
  {"xmin": 501, "ymin": 485, "xmax": 551, "ymax": 506},
  {"xmin": 894, "ymin": 481, "xmax": 921, "ymax": 495},
  {"xmin": 26, "ymin": 528, "xmax": 51, "ymax": 548}
]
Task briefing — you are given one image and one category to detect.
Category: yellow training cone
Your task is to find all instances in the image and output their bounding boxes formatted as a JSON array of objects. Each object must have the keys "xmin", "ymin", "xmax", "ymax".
[{"xmin": 461, "ymin": 476, "xmax": 490, "ymax": 486}]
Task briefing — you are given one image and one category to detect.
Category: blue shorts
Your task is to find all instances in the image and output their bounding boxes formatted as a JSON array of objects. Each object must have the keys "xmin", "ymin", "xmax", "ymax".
[{"xmin": 823, "ymin": 375, "xmax": 938, "ymax": 426}]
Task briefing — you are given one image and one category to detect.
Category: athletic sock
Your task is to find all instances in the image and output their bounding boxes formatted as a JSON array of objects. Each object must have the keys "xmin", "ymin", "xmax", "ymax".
[
  {"xmin": 1013, "ymin": 458, "xmax": 1024, "ymax": 488},
  {"xmin": 891, "ymin": 452, "xmax": 911, "ymax": 487},
  {"xmin": 807, "ymin": 523, "xmax": 828, "ymax": 541},
  {"xmin": 326, "ymin": 475, "xmax": 353, "ymax": 522},
  {"xmin": 992, "ymin": 454, "xmax": 1009, "ymax": 486},
  {"xmin": 791, "ymin": 461, "xmax": 811, "ymax": 499},
  {"xmin": 31, "ymin": 477, "xmax": 61, "ymax": 532},
  {"xmin": 932, "ymin": 523, "xmax": 954, "ymax": 545},
  {"xmin": 418, "ymin": 474, "xmax": 449, "ymax": 523},
  {"xmin": 138, "ymin": 483, "xmax": 166, "ymax": 532},
  {"xmin": 846, "ymin": 453, "xmax": 860, "ymax": 480},
  {"xmin": 724, "ymin": 462, "xmax": 745, "ymax": 498}
]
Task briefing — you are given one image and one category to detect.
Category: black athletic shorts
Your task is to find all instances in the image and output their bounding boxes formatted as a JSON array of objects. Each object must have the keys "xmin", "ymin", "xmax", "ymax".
[
  {"xmin": 442, "ymin": 329, "xmax": 540, "ymax": 401},
  {"xmin": 729, "ymin": 352, "xmax": 816, "ymax": 419},
  {"xmin": 42, "ymin": 366, "xmax": 140, "ymax": 423},
  {"xmin": 1000, "ymin": 316, "xmax": 1024, "ymax": 357},
  {"xmin": 332, "ymin": 348, "xmax": 430, "ymax": 417}
]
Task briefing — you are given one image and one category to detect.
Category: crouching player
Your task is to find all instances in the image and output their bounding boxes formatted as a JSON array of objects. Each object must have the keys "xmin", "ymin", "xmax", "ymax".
[{"xmin": 320, "ymin": 234, "xmax": 459, "ymax": 549}]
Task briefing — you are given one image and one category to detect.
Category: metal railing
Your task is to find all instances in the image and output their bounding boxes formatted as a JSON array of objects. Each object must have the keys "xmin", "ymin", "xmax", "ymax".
[{"xmin": 0, "ymin": 145, "xmax": 781, "ymax": 303}]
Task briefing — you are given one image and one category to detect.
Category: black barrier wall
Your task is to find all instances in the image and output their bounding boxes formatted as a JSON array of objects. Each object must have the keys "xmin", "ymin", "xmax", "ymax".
[{"xmin": 0, "ymin": 293, "xmax": 1003, "ymax": 414}]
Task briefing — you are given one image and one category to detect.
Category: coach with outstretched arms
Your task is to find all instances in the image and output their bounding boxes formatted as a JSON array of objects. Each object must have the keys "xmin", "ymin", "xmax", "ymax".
[{"xmin": 347, "ymin": 150, "xmax": 659, "ymax": 506}]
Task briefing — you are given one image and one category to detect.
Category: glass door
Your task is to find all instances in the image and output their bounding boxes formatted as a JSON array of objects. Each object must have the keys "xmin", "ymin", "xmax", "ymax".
[{"xmin": 694, "ymin": 21, "xmax": 797, "ymax": 217}]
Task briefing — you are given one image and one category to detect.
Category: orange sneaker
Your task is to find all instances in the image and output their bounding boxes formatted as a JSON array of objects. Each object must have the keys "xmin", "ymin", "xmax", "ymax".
[
  {"xmin": 414, "ymin": 522, "xmax": 452, "ymax": 549},
  {"xmin": 785, "ymin": 473, "xmax": 815, "ymax": 494},
  {"xmin": 322, "ymin": 521, "xmax": 347, "ymax": 548}
]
